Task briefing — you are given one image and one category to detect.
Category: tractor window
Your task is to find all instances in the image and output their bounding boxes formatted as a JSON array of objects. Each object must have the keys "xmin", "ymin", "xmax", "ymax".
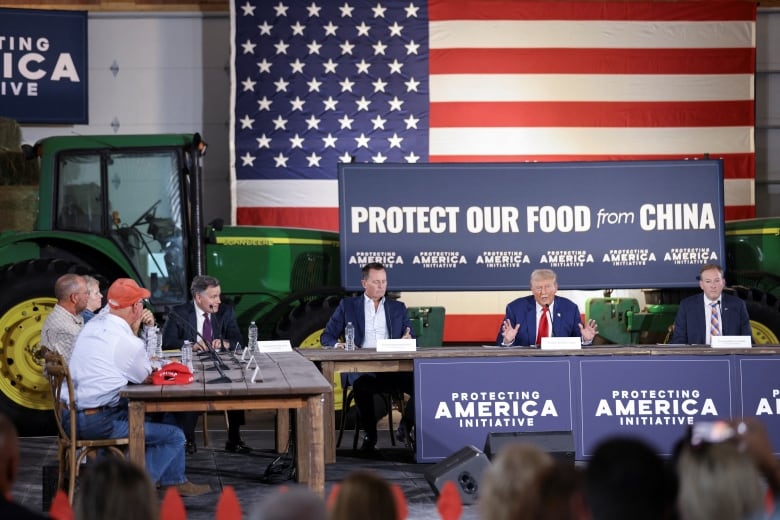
[
  {"xmin": 56, "ymin": 155, "xmax": 103, "ymax": 233},
  {"xmin": 107, "ymin": 151, "xmax": 187, "ymax": 304}
]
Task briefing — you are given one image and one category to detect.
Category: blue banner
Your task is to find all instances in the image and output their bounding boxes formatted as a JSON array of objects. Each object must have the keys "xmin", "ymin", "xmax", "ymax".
[
  {"xmin": 415, "ymin": 353, "xmax": 751, "ymax": 462},
  {"xmin": 415, "ymin": 357, "xmax": 573, "ymax": 462},
  {"xmin": 0, "ymin": 8, "xmax": 88, "ymax": 123},
  {"xmin": 339, "ymin": 160, "xmax": 725, "ymax": 291},
  {"xmin": 578, "ymin": 357, "xmax": 734, "ymax": 457}
]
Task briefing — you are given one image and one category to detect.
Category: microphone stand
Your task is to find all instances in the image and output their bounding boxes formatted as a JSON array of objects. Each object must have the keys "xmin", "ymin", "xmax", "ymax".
[{"xmin": 164, "ymin": 309, "xmax": 231, "ymax": 384}]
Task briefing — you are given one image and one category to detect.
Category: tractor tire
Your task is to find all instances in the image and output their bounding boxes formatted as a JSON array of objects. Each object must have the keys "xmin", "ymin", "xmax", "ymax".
[
  {"xmin": 0, "ymin": 259, "xmax": 90, "ymax": 435},
  {"xmin": 731, "ymin": 286, "xmax": 780, "ymax": 344},
  {"xmin": 275, "ymin": 295, "xmax": 341, "ymax": 348}
]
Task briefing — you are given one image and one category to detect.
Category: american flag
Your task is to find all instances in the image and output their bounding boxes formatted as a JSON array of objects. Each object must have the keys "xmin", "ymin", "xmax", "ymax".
[{"xmin": 231, "ymin": 1, "xmax": 755, "ymax": 231}]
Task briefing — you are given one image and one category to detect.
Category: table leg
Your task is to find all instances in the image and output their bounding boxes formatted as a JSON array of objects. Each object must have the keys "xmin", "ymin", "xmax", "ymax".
[
  {"xmin": 128, "ymin": 401, "xmax": 146, "ymax": 467},
  {"xmin": 276, "ymin": 409, "xmax": 290, "ymax": 453},
  {"xmin": 320, "ymin": 361, "xmax": 336, "ymax": 463},
  {"xmin": 297, "ymin": 394, "xmax": 325, "ymax": 495}
]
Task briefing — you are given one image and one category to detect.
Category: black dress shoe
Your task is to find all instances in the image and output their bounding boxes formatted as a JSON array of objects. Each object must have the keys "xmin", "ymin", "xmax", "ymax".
[
  {"xmin": 185, "ymin": 440, "xmax": 197, "ymax": 455},
  {"xmin": 225, "ymin": 439, "xmax": 252, "ymax": 454},
  {"xmin": 360, "ymin": 436, "xmax": 377, "ymax": 452}
]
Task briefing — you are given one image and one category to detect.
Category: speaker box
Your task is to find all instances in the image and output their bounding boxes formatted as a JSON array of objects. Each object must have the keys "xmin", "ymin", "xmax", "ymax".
[
  {"xmin": 424, "ymin": 445, "xmax": 490, "ymax": 505},
  {"xmin": 484, "ymin": 431, "xmax": 575, "ymax": 465}
]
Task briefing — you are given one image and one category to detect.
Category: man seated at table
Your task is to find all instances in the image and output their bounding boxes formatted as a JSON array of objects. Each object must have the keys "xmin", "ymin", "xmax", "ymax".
[
  {"xmin": 497, "ymin": 268, "xmax": 598, "ymax": 347},
  {"xmin": 669, "ymin": 263, "xmax": 752, "ymax": 345},
  {"xmin": 162, "ymin": 275, "xmax": 250, "ymax": 454},
  {"xmin": 65, "ymin": 278, "xmax": 211, "ymax": 496},
  {"xmin": 321, "ymin": 262, "xmax": 415, "ymax": 452}
]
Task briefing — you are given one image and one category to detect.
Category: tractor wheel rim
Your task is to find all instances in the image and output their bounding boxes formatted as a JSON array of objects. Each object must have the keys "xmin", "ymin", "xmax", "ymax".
[
  {"xmin": 750, "ymin": 320, "xmax": 778, "ymax": 345},
  {"xmin": 0, "ymin": 297, "xmax": 55, "ymax": 410}
]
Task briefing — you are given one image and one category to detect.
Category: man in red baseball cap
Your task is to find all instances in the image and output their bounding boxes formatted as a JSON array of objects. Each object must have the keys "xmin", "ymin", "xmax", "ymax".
[{"xmin": 65, "ymin": 278, "xmax": 211, "ymax": 496}]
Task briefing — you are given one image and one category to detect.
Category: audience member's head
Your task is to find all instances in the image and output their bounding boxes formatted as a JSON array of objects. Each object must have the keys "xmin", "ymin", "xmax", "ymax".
[
  {"xmin": 479, "ymin": 442, "xmax": 555, "ymax": 520},
  {"xmin": 248, "ymin": 485, "xmax": 327, "ymax": 520},
  {"xmin": 585, "ymin": 436, "xmax": 676, "ymax": 520},
  {"xmin": 330, "ymin": 470, "xmax": 397, "ymax": 520},
  {"xmin": 0, "ymin": 413, "xmax": 19, "ymax": 497},
  {"xmin": 537, "ymin": 463, "xmax": 589, "ymax": 520},
  {"xmin": 73, "ymin": 456, "xmax": 158, "ymax": 520},
  {"xmin": 674, "ymin": 422, "xmax": 764, "ymax": 520}
]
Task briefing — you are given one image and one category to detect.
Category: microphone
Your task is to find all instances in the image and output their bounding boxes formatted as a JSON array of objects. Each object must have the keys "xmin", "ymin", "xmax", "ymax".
[
  {"xmin": 545, "ymin": 303, "xmax": 553, "ymax": 336},
  {"xmin": 163, "ymin": 308, "xmax": 231, "ymax": 384}
]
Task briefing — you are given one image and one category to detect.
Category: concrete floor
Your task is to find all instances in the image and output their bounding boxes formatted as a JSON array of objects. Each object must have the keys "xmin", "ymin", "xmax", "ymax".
[{"xmin": 11, "ymin": 410, "xmax": 480, "ymax": 520}]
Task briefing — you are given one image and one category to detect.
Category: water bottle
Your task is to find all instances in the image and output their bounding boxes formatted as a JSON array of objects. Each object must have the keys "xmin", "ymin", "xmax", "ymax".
[
  {"xmin": 345, "ymin": 321, "xmax": 355, "ymax": 351},
  {"xmin": 144, "ymin": 324, "xmax": 160, "ymax": 369},
  {"xmin": 248, "ymin": 321, "xmax": 258, "ymax": 354},
  {"xmin": 181, "ymin": 340, "xmax": 194, "ymax": 371},
  {"xmin": 155, "ymin": 329, "xmax": 163, "ymax": 361}
]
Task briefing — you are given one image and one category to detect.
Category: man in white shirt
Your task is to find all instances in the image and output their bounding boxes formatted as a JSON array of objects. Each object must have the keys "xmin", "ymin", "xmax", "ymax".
[{"xmin": 65, "ymin": 278, "xmax": 210, "ymax": 496}]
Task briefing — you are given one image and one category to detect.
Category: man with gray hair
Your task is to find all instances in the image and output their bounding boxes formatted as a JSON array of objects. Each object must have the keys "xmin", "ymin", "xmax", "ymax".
[
  {"xmin": 41, "ymin": 273, "xmax": 89, "ymax": 363},
  {"xmin": 162, "ymin": 275, "xmax": 248, "ymax": 454}
]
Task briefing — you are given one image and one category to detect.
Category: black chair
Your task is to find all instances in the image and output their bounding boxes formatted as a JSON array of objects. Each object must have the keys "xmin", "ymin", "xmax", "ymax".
[{"xmin": 336, "ymin": 373, "xmax": 405, "ymax": 449}]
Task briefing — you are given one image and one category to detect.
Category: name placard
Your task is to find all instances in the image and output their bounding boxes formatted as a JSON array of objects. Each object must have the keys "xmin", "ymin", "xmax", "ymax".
[
  {"xmin": 540, "ymin": 337, "xmax": 582, "ymax": 350},
  {"xmin": 711, "ymin": 336, "xmax": 752, "ymax": 349},
  {"xmin": 257, "ymin": 340, "xmax": 293, "ymax": 353},
  {"xmin": 377, "ymin": 338, "xmax": 417, "ymax": 352}
]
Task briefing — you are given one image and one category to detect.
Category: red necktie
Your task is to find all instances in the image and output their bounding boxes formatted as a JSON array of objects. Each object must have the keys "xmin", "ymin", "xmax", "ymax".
[
  {"xmin": 536, "ymin": 306, "xmax": 549, "ymax": 345},
  {"xmin": 203, "ymin": 312, "xmax": 213, "ymax": 343}
]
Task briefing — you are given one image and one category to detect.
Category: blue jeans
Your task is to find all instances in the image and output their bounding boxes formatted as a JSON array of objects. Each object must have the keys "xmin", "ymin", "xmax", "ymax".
[{"xmin": 63, "ymin": 401, "xmax": 187, "ymax": 486}]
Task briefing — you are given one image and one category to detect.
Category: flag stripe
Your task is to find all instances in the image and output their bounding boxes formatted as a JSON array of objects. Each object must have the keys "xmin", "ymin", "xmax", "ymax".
[
  {"xmin": 429, "ymin": 20, "xmax": 754, "ymax": 49},
  {"xmin": 430, "ymin": 127, "xmax": 752, "ymax": 156},
  {"xmin": 430, "ymin": 48, "xmax": 755, "ymax": 75},
  {"xmin": 236, "ymin": 207, "xmax": 339, "ymax": 232},
  {"xmin": 428, "ymin": 0, "xmax": 756, "ymax": 22},
  {"xmin": 430, "ymin": 101, "xmax": 754, "ymax": 128},
  {"xmin": 430, "ymin": 74, "xmax": 754, "ymax": 102}
]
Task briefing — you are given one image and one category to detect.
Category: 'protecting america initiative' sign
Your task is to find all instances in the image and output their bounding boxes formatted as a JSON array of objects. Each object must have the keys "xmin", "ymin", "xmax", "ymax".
[{"xmin": 0, "ymin": 8, "xmax": 88, "ymax": 124}]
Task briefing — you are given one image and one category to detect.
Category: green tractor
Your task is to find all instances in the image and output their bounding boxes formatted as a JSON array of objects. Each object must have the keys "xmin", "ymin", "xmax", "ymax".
[
  {"xmin": 0, "ymin": 133, "xmax": 342, "ymax": 434},
  {"xmin": 585, "ymin": 217, "xmax": 780, "ymax": 345}
]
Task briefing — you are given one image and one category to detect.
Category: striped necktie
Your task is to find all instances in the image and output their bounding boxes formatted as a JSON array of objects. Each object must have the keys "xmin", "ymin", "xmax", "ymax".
[{"xmin": 710, "ymin": 301, "xmax": 720, "ymax": 338}]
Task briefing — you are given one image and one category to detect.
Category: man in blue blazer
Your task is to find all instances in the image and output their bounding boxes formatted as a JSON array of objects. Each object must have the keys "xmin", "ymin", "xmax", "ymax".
[
  {"xmin": 162, "ymin": 275, "xmax": 249, "ymax": 454},
  {"xmin": 670, "ymin": 263, "xmax": 751, "ymax": 344},
  {"xmin": 321, "ymin": 263, "xmax": 414, "ymax": 451},
  {"xmin": 497, "ymin": 269, "xmax": 598, "ymax": 346}
]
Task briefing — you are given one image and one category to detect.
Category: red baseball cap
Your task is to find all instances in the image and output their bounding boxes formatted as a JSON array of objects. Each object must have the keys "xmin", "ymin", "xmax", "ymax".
[{"xmin": 107, "ymin": 278, "xmax": 151, "ymax": 309}]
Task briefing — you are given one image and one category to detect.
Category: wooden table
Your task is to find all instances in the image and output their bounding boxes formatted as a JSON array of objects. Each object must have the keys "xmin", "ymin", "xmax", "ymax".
[
  {"xmin": 120, "ymin": 351, "xmax": 331, "ymax": 494},
  {"xmin": 300, "ymin": 345, "xmax": 780, "ymax": 463}
]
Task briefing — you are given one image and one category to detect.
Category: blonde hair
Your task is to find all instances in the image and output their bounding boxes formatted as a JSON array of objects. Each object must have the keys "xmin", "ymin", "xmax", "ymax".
[
  {"xmin": 676, "ymin": 441, "xmax": 763, "ymax": 520},
  {"xmin": 479, "ymin": 443, "xmax": 555, "ymax": 520}
]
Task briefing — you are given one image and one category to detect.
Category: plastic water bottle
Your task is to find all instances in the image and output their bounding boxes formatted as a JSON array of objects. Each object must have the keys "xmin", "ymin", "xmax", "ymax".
[
  {"xmin": 144, "ymin": 324, "xmax": 161, "ymax": 369},
  {"xmin": 248, "ymin": 321, "xmax": 258, "ymax": 353},
  {"xmin": 181, "ymin": 341, "xmax": 194, "ymax": 371},
  {"xmin": 345, "ymin": 321, "xmax": 355, "ymax": 351}
]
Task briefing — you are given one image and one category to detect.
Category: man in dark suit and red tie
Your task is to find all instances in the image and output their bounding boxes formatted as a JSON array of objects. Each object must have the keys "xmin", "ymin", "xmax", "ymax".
[
  {"xmin": 497, "ymin": 269, "xmax": 598, "ymax": 347},
  {"xmin": 162, "ymin": 275, "xmax": 250, "ymax": 454},
  {"xmin": 670, "ymin": 263, "xmax": 752, "ymax": 345}
]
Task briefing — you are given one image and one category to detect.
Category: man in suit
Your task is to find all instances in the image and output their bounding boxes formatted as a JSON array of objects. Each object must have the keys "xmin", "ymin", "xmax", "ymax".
[
  {"xmin": 670, "ymin": 263, "xmax": 752, "ymax": 344},
  {"xmin": 497, "ymin": 269, "xmax": 598, "ymax": 347},
  {"xmin": 321, "ymin": 262, "xmax": 414, "ymax": 451},
  {"xmin": 162, "ymin": 275, "xmax": 250, "ymax": 454}
]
